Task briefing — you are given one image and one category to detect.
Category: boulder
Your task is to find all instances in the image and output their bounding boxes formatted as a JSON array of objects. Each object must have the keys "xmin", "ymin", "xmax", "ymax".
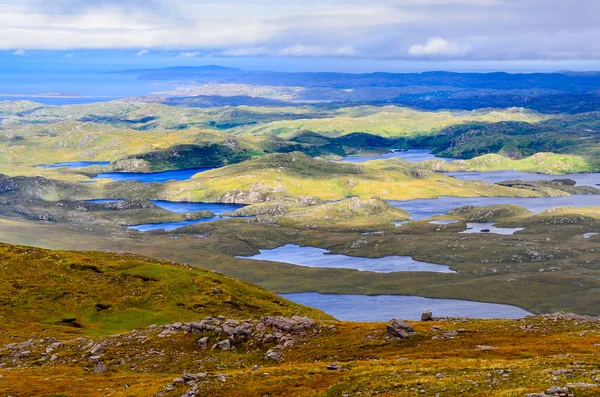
[
  {"xmin": 386, "ymin": 319, "xmax": 416, "ymax": 339},
  {"xmin": 94, "ymin": 361, "xmax": 107, "ymax": 374},
  {"xmin": 421, "ymin": 310, "xmax": 433, "ymax": 321},
  {"xmin": 264, "ymin": 349, "xmax": 282, "ymax": 361}
]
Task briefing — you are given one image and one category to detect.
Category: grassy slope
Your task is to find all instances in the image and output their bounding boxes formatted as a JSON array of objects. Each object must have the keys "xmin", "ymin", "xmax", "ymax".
[
  {"xmin": 238, "ymin": 106, "xmax": 547, "ymax": 138},
  {"xmin": 3, "ymin": 205, "xmax": 600, "ymax": 315},
  {"xmin": 440, "ymin": 152, "xmax": 595, "ymax": 174},
  {"xmin": 2, "ymin": 306, "xmax": 600, "ymax": 396},
  {"xmin": 163, "ymin": 152, "xmax": 543, "ymax": 203},
  {"xmin": 0, "ymin": 242, "xmax": 331, "ymax": 338},
  {"xmin": 237, "ymin": 197, "xmax": 410, "ymax": 230}
]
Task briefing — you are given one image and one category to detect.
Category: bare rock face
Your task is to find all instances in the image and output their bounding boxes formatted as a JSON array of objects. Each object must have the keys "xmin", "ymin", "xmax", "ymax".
[
  {"xmin": 221, "ymin": 189, "xmax": 268, "ymax": 204},
  {"xmin": 386, "ymin": 319, "xmax": 416, "ymax": 339}
]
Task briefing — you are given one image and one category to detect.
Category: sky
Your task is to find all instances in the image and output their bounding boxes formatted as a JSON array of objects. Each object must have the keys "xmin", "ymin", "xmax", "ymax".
[{"xmin": 0, "ymin": 0, "xmax": 599, "ymax": 73}]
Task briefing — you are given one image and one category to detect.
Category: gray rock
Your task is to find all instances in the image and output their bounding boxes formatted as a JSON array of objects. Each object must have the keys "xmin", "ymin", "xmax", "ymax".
[
  {"xmin": 386, "ymin": 319, "xmax": 416, "ymax": 339},
  {"xmin": 89, "ymin": 343, "xmax": 104, "ymax": 355},
  {"xmin": 94, "ymin": 361, "xmax": 107, "ymax": 374},
  {"xmin": 216, "ymin": 339, "xmax": 232, "ymax": 351},
  {"xmin": 198, "ymin": 337, "xmax": 209, "ymax": 350},
  {"xmin": 264, "ymin": 349, "xmax": 282, "ymax": 361},
  {"xmin": 421, "ymin": 310, "xmax": 433, "ymax": 321}
]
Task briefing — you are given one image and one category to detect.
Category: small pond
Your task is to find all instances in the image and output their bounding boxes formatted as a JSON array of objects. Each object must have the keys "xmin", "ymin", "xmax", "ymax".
[
  {"xmin": 237, "ymin": 244, "xmax": 456, "ymax": 273},
  {"xmin": 460, "ymin": 223, "xmax": 524, "ymax": 235}
]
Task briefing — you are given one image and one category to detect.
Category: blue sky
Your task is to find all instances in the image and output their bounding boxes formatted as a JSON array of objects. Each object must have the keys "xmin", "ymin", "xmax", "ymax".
[{"xmin": 1, "ymin": 0, "xmax": 599, "ymax": 72}]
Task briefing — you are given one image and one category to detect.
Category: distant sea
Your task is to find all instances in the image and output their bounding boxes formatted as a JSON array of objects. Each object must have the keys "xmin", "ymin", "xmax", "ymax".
[{"xmin": 0, "ymin": 70, "xmax": 175, "ymax": 105}]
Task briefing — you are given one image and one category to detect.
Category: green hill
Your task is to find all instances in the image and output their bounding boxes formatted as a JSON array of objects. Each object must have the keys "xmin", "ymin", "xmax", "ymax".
[{"xmin": 0, "ymin": 242, "xmax": 331, "ymax": 338}]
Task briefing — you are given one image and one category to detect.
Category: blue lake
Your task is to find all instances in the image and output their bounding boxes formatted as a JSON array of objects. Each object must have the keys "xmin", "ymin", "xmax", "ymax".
[
  {"xmin": 38, "ymin": 161, "xmax": 110, "ymax": 168},
  {"xmin": 342, "ymin": 149, "xmax": 454, "ymax": 163},
  {"xmin": 281, "ymin": 292, "xmax": 532, "ymax": 321},
  {"xmin": 445, "ymin": 170, "xmax": 600, "ymax": 187},
  {"xmin": 128, "ymin": 217, "xmax": 237, "ymax": 232},
  {"xmin": 94, "ymin": 168, "xmax": 214, "ymax": 183},
  {"xmin": 122, "ymin": 201, "xmax": 246, "ymax": 231},
  {"xmin": 151, "ymin": 200, "xmax": 244, "ymax": 215},
  {"xmin": 388, "ymin": 195, "xmax": 600, "ymax": 220},
  {"xmin": 88, "ymin": 200, "xmax": 244, "ymax": 215},
  {"xmin": 237, "ymin": 244, "xmax": 456, "ymax": 273}
]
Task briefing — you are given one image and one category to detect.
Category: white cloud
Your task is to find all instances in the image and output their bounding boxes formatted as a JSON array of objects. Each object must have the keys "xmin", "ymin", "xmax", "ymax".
[
  {"xmin": 65, "ymin": 53, "xmax": 72, "ymax": 58},
  {"xmin": 408, "ymin": 37, "xmax": 469, "ymax": 57},
  {"xmin": 136, "ymin": 49, "xmax": 149, "ymax": 56},
  {"xmin": 0, "ymin": 0, "xmax": 600, "ymax": 61},
  {"xmin": 178, "ymin": 51, "xmax": 200, "ymax": 57},
  {"xmin": 12, "ymin": 49, "xmax": 25, "ymax": 56},
  {"xmin": 278, "ymin": 44, "xmax": 356, "ymax": 57}
]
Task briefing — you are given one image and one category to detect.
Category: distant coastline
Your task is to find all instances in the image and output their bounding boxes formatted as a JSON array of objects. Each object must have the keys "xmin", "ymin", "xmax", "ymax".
[{"xmin": 0, "ymin": 92, "xmax": 88, "ymax": 99}]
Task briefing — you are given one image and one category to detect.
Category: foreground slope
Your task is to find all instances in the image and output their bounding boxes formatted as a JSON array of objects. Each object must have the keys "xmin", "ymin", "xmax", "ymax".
[{"xmin": 0, "ymin": 242, "xmax": 331, "ymax": 339}]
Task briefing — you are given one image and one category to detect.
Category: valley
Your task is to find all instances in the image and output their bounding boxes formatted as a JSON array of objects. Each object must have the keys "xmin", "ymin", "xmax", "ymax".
[{"xmin": 2, "ymin": 68, "xmax": 600, "ymax": 396}]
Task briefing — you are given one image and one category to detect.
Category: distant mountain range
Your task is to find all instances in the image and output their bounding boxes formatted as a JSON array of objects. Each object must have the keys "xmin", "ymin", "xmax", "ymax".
[{"xmin": 119, "ymin": 66, "xmax": 600, "ymax": 113}]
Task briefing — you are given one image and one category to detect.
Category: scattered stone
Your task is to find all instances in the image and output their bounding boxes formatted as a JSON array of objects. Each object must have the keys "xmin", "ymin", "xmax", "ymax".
[{"xmin": 327, "ymin": 363, "xmax": 341, "ymax": 371}]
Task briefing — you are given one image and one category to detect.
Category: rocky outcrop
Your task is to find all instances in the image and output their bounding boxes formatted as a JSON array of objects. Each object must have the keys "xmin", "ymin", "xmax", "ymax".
[
  {"xmin": 525, "ymin": 386, "xmax": 574, "ymax": 397},
  {"xmin": 386, "ymin": 319, "xmax": 416, "ymax": 339}
]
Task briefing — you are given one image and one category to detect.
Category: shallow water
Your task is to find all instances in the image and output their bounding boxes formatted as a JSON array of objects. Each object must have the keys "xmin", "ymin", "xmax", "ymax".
[
  {"xmin": 237, "ymin": 244, "xmax": 456, "ymax": 273},
  {"xmin": 342, "ymin": 149, "xmax": 454, "ymax": 163},
  {"xmin": 38, "ymin": 161, "xmax": 110, "ymax": 168},
  {"xmin": 280, "ymin": 292, "xmax": 532, "ymax": 321},
  {"xmin": 388, "ymin": 195, "xmax": 600, "ymax": 220},
  {"xmin": 460, "ymin": 222, "xmax": 524, "ymax": 235},
  {"xmin": 94, "ymin": 167, "xmax": 214, "ymax": 183},
  {"xmin": 584, "ymin": 233, "xmax": 599, "ymax": 239},
  {"xmin": 445, "ymin": 170, "xmax": 600, "ymax": 187},
  {"xmin": 430, "ymin": 220, "xmax": 459, "ymax": 225}
]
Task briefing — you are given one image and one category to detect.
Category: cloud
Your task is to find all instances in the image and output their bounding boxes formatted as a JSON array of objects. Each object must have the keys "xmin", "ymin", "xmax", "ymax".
[
  {"xmin": 12, "ymin": 49, "xmax": 25, "ymax": 56},
  {"xmin": 278, "ymin": 44, "xmax": 357, "ymax": 57},
  {"xmin": 136, "ymin": 49, "xmax": 149, "ymax": 56},
  {"xmin": 178, "ymin": 51, "xmax": 200, "ymax": 57},
  {"xmin": 0, "ymin": 0, "xmax": 600, "ymax": 62},
  {"xmin": 408, "ymin": 37, "xmax": 469, "ymax": 57}
]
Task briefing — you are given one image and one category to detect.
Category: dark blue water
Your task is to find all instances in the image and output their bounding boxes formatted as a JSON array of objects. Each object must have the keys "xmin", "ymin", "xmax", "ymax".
[
  {"xmin": 38, "ymin": 161, "xmax": 110, "ymax": 169},
  {"xmin": 445, "ymin": 170, "xmax": 600, "ymax": 187},
  {"xmin": 281, "ymin": 292, "xmax": 532, "ymax": 321},
  {"xmin": 237, "ymin": 244, "xmax": 456, "ymax": 273},
  {"xmin": 342, "ymin": 150, "xmax": 454, "ymax": 163},
  {"xmin": 87, "ymin": 200, "xmax": 244, "ymax": 215},
  {"xmin": 388, "ymin": 195, "xmax": 600, "ymax": 220},
  {"xmin": 94, "ymin": 168, "xmax": 214, "ymax": 183},
  {"xmin": 151, "ymin": 201, "xmax": 244, "ymax": 215}
]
